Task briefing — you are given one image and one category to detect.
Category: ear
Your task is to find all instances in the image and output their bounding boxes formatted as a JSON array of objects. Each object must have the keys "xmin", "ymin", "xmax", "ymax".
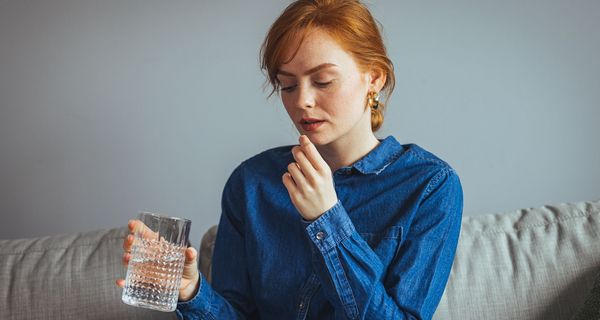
[{"xmin": 367, "ymin": 68, "xmax": 386, "ymax": 93}]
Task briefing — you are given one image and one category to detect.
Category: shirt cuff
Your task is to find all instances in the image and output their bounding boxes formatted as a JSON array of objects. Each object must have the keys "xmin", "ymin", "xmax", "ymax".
[
  {"xmin": 303, "ymin": 200, "xmax": 356, "ymax": 252},
  {"xmin": 176, "ymin": 272, "xmax": 212, "ymax": 318}
]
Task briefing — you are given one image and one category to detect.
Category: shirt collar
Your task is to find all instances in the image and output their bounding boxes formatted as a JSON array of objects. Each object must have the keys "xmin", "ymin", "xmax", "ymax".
[{"xmin": 347, "ymin": 136, "xmax": 404, "ymax": 175}]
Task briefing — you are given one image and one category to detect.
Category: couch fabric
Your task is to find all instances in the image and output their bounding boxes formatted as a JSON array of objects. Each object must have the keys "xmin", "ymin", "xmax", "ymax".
[
  {"xmin": 0, "ymin": 227, "xmax": 176, "ymax": 320},
  {"xmin": 434, "ymin": 200, "xmax": 600, "ymax": 320},
  {"xmin": 570, "ymin": 267, "xmax": 600, "ymax": 320},
  {"xmin": 1, "ymin": 200, "xmax": 599, "ymax": 320}
]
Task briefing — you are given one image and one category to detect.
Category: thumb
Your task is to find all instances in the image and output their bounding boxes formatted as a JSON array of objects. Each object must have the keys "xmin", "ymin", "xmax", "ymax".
[{"xmin": 182, "ymin": 246, "xmax": 199, "ymax": 280}]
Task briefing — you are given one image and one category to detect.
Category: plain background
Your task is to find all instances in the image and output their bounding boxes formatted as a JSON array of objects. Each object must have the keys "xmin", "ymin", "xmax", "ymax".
[{"xmin": 1, "ymin": 0, "xmax": 599, "ymax": 246}]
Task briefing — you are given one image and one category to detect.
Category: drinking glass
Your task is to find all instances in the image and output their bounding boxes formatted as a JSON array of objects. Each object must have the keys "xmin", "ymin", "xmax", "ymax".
[{"xmin": 121, "ymin": 212, "xmax": 191, "ymax": 312}]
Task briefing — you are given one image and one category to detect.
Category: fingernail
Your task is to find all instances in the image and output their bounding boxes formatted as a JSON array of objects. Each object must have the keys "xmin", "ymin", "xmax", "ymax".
[{"xmin": 300, "ymin": 135, "xmax": 309, "ymax": 145}]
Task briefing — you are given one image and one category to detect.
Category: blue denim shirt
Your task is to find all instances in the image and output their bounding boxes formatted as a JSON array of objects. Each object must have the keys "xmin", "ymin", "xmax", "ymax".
[{"xmin": 177, "ymin": 136, "xmax": 463, "ymax": 320}]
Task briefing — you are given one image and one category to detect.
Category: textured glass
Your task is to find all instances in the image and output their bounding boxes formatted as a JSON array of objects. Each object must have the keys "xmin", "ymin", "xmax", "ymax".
[{"xmin": 122, "ymin": 212, "xmax": 190, "ymax": 312}]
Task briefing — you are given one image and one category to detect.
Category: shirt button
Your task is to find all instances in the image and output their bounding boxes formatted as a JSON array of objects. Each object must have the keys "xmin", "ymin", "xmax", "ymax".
[
  {"xmin": 316, "ymin": 231, "xmax": 325, "ymax": 240},
  {"xmin": 299, "ymin": 302, "xmax": 304, "ymax": 309}
]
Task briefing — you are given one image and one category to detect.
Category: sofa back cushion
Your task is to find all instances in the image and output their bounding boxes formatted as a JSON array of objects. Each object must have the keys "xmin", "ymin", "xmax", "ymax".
[{"xmin": 434, "ymin": 200, "xmax": 600, "ymax": 319}]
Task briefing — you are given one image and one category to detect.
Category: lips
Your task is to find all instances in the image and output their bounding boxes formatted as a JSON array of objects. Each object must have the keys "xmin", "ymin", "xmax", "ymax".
[
  {"xmin": 300, "ymin": 117, "xmax": 323, "ymax": 123},
  {"xmin": 300, "ymin": 118, "xmax": 325, "ymax": 132}
]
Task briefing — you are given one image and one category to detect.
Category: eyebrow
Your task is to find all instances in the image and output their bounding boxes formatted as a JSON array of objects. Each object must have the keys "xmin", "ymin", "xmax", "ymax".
[{"xmin": 276, "ymin": 63, "xmax": 338, "ymax": 77}]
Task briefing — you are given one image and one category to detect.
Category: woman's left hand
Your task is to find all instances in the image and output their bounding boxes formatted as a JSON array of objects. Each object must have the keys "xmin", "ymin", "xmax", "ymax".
[{"xmin": 282, "ymin": 135, "xmax": 338, "ymax": 221}]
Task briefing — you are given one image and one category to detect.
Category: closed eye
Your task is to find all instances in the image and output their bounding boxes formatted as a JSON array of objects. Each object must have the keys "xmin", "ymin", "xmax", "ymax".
[
  {"xmin": 315, "ymin": 81, "xmax": 332, "ymax": 88},
  {"xmin": 280, "ymin": 81, "xmax": 333, "ymax": 93},
  {"xmin": 281, "ymin": 85, "xmax": 296, "ymax": 92}
]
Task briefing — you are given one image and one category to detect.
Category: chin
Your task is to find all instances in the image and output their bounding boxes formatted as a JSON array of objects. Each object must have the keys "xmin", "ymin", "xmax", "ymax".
[{"xmin": 301, "ymin": 132, "xmax": 334, "ymax": 146}]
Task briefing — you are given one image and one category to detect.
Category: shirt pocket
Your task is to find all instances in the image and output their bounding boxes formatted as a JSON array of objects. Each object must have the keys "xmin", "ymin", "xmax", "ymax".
[{"xmin": 359, "ymin": 226, "xmax": 403, "ymax": 269}]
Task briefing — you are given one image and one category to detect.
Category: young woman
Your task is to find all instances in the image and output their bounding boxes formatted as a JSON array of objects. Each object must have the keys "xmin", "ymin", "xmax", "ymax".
[{"xmin": 118, "ymin": 1, "xmax": 463, "ymax": 319}]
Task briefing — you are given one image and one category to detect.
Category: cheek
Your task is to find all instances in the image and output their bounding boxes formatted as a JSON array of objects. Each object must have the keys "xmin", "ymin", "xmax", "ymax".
[
  {"xmin": 327, "ymin": 83, "xmax": 367, "ymax": 117},
  {"xmin": 281, "ymin": 96, "xmax": 293, "ymax": 113},
  {"xmin": 281, "ymin": 97, "xmax": 300, "ymax": 121}
]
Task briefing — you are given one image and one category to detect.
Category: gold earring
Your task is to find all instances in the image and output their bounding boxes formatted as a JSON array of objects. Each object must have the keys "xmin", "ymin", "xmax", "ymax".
[{"xmin": 367, "ymin": 91, "xmax": 380, "ymax": 110}]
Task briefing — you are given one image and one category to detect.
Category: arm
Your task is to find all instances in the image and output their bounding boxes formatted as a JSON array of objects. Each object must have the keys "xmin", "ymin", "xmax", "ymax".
[
  {"xmin": 176, "ymin": 163, "xmax": 258, "ymax": 319},
  {"xmin": 305, "ymin": 168, "xmax": 463, "ymax": 319}
]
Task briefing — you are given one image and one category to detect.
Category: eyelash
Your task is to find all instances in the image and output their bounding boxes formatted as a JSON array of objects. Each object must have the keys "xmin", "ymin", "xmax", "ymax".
[{"xmin": 281, "ymin": 81, "xmax": 333, "ymax": 92}]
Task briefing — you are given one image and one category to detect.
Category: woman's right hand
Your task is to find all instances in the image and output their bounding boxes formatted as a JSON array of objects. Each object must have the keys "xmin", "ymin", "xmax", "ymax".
[{"xmin": 115, "ymin": 219, "xmax": 201, "ymax": 302}]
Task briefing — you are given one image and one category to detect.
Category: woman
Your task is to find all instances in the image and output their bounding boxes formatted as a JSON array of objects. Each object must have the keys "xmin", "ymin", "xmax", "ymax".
[{"xmin": 118, "ymin": 0, "xmax": 463, "ymax": 319}]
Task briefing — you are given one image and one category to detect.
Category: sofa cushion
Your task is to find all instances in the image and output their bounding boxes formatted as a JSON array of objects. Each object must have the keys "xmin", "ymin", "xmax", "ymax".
[
  {"xmin": 0, "ymin": 227, "xmax": 176, "ymax": 320},
  {"xmin": 434, "ymin": 200, "xmax": 600, "ymax": 320},
  {"xmin": 570, "ymin": 267, "xmax": 600, "ymax": 320},
  {"xmin": 199, "ymin": 225, "xmax": 218, "ymax": 284}
]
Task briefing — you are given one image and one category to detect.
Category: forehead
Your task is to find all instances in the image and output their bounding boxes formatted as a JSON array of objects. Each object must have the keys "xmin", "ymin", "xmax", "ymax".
[{"xmin": 279, "ymin": 29, "xmax": 357, "ymax": 73}]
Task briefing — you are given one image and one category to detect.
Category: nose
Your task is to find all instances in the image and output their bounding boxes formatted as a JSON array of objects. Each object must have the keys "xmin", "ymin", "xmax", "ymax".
[{"xmin": 295, "ymin": 84, "xmax": 315, "ymax": 110}]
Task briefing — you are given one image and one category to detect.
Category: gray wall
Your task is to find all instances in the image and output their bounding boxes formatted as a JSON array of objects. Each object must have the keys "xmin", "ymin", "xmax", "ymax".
[{"xmin": 1, "ymin": 0, "xmax": 599, "ymax": 246}]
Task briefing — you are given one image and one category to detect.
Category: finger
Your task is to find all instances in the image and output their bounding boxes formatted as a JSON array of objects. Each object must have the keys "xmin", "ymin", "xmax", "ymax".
[
  {"xmin": 182, "ymin": 247, "xmax": 199, "ymax": 279},
  {"xmin": 292, "ymin": 146, "xmax": 318, "ymax": 178},
  {"xmin": 116, "ymin": 279, "xmax": 125, "ymax": 288},
  {"xmin": 128, "ymin": 219, "xmax": 158, "ymax": 241},
  {"xmin": 122, "ymin": 252, "xmax": 131, "ymax": 266},
  {"xmin": 185, "ymin": 247, "xmax": 197, "ymax": 264},
  {"xmin": 127, "ymin": 220, "xmax": 137, "ymax": 233},
  {"xmin": 282, "ymin": 171, "xmax": 302, "ymax": 206},
  {"xmin": 287, "ymin": 161, "xmax": 308, "ymax": 187},
  {"xmin": 123, "ymin": 234, "xmax": 134, "ymax": 253},
  {"xmin": 282, "ymin": 172, "xmax": 298, "ymax": 193},
  {"xmin": 299, "ymin": 135, "xmax": 329, "ymax": 173}
]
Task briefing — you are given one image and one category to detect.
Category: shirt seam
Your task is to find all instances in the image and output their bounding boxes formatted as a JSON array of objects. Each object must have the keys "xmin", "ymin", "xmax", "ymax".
[
  {"xmin": 405, "ymin": 147, "xmax": 448, "ymax": 167},
  {"xmin": 423, "ymin": 167, "xmax": 453, "ymax": 199},
  {"xmin": 324, "ymin": 248, "xmax": 359, "ymax": 319}
]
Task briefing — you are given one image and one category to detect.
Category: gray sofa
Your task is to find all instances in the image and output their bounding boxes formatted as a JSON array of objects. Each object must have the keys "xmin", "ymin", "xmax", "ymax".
[{"xmin": 1, "ymin": 200, "xmax": 599, "ymax": 319}]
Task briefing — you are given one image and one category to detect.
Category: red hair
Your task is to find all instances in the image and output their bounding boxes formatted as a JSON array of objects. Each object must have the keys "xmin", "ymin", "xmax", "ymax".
[{"xmin": 260, "ymin": 0, "xmax": 395, "ymax": 132}]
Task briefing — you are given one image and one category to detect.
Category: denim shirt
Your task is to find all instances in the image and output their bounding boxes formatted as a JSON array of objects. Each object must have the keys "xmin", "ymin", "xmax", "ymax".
[{"xmin": 177, "ymin": 136, "xmax": 463, "ymax": 320}]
